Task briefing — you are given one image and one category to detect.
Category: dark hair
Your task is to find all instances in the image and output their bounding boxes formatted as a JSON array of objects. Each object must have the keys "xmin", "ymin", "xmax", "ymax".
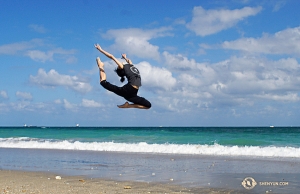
[{"xmin": 114, "ymin": 68, "xmax": 125, "ymax": 82}]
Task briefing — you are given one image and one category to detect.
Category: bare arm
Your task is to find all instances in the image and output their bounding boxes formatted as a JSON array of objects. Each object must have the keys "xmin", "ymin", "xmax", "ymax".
[{"xmin": 94, "ymin": 44, "xmax": 123, "ymax": 69}]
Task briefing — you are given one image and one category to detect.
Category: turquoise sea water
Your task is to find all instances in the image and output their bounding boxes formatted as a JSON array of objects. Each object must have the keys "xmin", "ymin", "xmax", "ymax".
[{"xmin": 1, "ymin": 126, "xmax": 300, "ymax": 157}]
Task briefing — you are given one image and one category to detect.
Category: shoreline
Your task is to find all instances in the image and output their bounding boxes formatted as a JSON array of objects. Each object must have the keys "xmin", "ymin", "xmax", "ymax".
[
  {"xmin": 0, "ymin": 170, "xmax": 241, "ymax": 194},
  {"xmin": 1, "ymin": 148, "xmax": 300, "ymax": 193}
]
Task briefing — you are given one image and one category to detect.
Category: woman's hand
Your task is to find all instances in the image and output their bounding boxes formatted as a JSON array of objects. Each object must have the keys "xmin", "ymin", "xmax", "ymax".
[{"xmin": 94, "ymin": 43, "xmax": 102, "ymax": 51}]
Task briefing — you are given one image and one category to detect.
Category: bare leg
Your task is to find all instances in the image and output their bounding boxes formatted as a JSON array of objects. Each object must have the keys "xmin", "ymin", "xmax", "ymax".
[
  {"xmin": 117, "ymin": 102, "xmax": 150, "ymax": 109},
  {"xmin": 96, "ymin": 57, "xmax": 106, "ymax": 81}
]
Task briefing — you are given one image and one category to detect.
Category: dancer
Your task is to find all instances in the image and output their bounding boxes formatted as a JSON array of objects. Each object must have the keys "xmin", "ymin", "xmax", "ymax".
[{"xmin": 95, "ymin": 43, "xmax": 151, "ymax": 109}]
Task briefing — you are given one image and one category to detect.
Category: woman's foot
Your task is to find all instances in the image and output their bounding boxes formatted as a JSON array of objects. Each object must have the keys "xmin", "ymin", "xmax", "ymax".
[
  {"xmin": 96, "ymin": 57, "xmax": 104, "ymax": 70},
  {"xmin": 117, "ymin": 102, "xmax": 150, "ymax": 109},
  {"xmin": 117, "ymin": 102, "xmax": 129, "ymax": 108}
]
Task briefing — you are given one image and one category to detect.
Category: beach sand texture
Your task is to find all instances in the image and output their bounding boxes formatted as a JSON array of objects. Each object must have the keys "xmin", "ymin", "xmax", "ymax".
[
  {"xmin": 0, "ymin": 170, "xmax": 240, "ymax": 194},
  {"xmin": 1, "ymin": 148, "xmax": 300, "ymax": 193}
]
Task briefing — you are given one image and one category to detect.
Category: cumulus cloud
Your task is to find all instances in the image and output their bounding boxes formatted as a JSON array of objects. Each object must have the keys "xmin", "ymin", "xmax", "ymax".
[
  {"xmin": 0, "ymin": 39, "xmax": 43, "ymax": 55},
  {"xmin": 29, "ymin": 69, "xmax": 92, "ymax": 93},
  {"xmin": 54, "ymin": 98, "xmax": 103, "ymax": 112},
  {"xmin": 0, "ymin": 91, "xmax": 8, "ymax": 99},
  {"xmin": 136, "ymin": 61, "xmax": 176, "ymax": 91},
  {"xmin": 48, "ymin": 98, "xmax": 103, "ymax": 112},
  {"xmin": 205, "ymin": 56, "xmax": 300, "ymax": 98},
  {"xmin": 162, "ymin": 51, "xmax": 216, "ymax": 84},
  {"xmin": 162, "ymin": 51, "xmax": 198, "ymax": 70},
  {"xmin": 155, "ymin": 96, "xmax": 182, "ymax": 112},
  {"xmin": 26, "ymin": 50, "xmax": 53, "ymax": 62},
  {"xmin": 222, "ymin": 26, "xmax": 300, "ymax": 56},
  {"xmin": 156, "ymin": 52, "xmax": 300, "ymax": 113},
  {"xmin": 63, "ymin": 99, "xmax": 75, "ymax": 110},
  {"xmin": 0, "ymin": 39, "xmax": 76, "ymax": 63},
  {"xmin": 16, "ymin": 91, "xmax": 33, "ymax": 100},
  {"xmin": 81, "ymin": 99, "xmax": 102, "ymax": 108},
  {"xmin": 186, "ymin": 6, "xmax": 262, "ymax": 36},
  {"xmin": 103, "ymin": 27, "xmax": 172, "ymax": 60},
  {"xmin": 254, "ymin": 92, "xmax": 299, "ymax": 102},
  {"xmin": 25, "ymin": 47, "xmax": 76, "ymax": 63},
  {"xmin": 11, "ymin": 101, "xmax": 31, "ymax": 111}
]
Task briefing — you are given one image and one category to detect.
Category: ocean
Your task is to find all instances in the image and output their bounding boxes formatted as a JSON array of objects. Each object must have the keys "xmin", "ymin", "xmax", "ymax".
[
  {"xmin": 1, "ymin": 126, "xmax": 300, "ymax": 158},
  {"xmin": 1, "ymin": 126, "xmax": 300, "ymax": 193}
]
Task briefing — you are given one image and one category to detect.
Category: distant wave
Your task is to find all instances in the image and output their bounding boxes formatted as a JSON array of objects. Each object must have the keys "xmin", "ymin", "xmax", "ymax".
[{"xmin": 1, "ymin": 137, "xmax": 300, "ymax": 158}]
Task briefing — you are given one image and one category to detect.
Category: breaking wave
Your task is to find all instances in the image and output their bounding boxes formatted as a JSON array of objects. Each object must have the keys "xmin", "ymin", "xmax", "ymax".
[{"xmin": 1, "ymin": 137, "xmax": 300, "ymax": 158}]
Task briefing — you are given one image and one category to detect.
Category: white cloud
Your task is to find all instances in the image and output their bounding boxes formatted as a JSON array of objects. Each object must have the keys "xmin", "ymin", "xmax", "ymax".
[
  {"xmin": 177, "ymin": 73, "xmax": 202, "ymax": 87},
  {"xmin": 0, "ymin": 103, "xmax": 9, "ymax": 112},
  {"xmin": 173, "ymin": 18, "xmax": 186, "ymax": 25},
  {"xmin": 25, "ymin": 47, "xmax": 76, "ymax": 63},
  {"xmin": 29, "ymin": 24, "xmax": 47, "ymax": 33},
  {"xmin": 26, "ymin": 50, "xmax": 53, "ymax": 62},
  {"xmin": 153, "ymin": 54, "xmax": 300, "ymax": 113},
  {"xmin": 136, "ymin": 61, "xmax": 176, "ymax": 91},
  {"xmin": 0, "ymin": 39, "xmax": 43, "ymax": 55},
  {"xmin": 103, "ymin": 27, "xmax": 172, "ymax": 60},
  {"xmin": 29, "ymin": 69, "xmax": 92, "ymax": 93},
  {"xmin": 162, "ymin": 51, "xmax": 198, "ymax": 70},
  {"xmin": 186, "ymin": 6, "xmax": 262, "ymax": 36},
  {"xmin": 11, "ymin": 101, "xmax": 31, "ymax": 111},
  {"xmin": 210, "ymin": 56, "xmax": 300, "ymax": 96},
  {"xmin": 254, "ymin": 92, "xmax": 299, "ymax": 102},
  {"xmin": 0, "ymin": 91, "xmax": 8, "ymax": 99},
  {"xmin": 81, "ymin": 99, "xmax": 102, "ymax": 108},
  {"xmin": 65, "ymin": 56, "xmax": 78, "ymax": 64},
  {"xmin": 218, "ymin": 57, "xmax": 300, "ymax": 101},
  {"xmin": 272, "ymin": 1, "xmax": 286, "ymax": 12},
  {"xmin": 155, "ymin": 96, "xmax": 181, "ymax": 112},
  {"xmin": 53, "ymin": 98, "xmax": 102, "ymax": 112},
  {"xmin": 222, "ymin": 26, "xmax": 300, "ymax": 56},
  {"xmin": 54, "ymin": 99, "xmax": 62, "ymax": 104},
  {"xmin": 162, "ymin": 51, "xmax": 216, "ymax": 84},
  {"xmin": 16, "ymin": 91, "xmax": 33, "ymax": 100},
  {"xmin": 63, "ymin": 99, "xmax": 75, "ymax": 110},
  {"xmin": 0, "ymin": 39, "xmax": 76, "ymax": 63}
]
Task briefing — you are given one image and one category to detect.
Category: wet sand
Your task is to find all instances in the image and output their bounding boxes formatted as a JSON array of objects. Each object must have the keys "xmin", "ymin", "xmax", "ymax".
[
  {"xmin": 0, "ymin": 170, "xmax": 240, "ymax": 194},
  {"xmin": 1, "ymin": 148, "xmax": 300, "ymax": 193}
]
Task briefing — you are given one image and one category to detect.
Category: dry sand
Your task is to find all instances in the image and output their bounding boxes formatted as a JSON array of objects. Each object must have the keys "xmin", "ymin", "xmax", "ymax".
[{"xmin": 0, "ymin": 170, "xmax": 242, "ymax": 194}]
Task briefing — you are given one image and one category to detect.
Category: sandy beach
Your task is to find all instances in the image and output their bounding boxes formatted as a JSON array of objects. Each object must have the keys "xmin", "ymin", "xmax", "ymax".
[
  {"xmin": 1, "ymin": 148, "xmax": 299, "ymax": 193},
  {"xmin": 0, "ymin": 170, "xmax": 242, "ymax": 194}
]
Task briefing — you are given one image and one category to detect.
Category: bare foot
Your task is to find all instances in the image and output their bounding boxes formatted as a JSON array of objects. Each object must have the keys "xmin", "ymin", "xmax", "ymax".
[
  {"xmin": 117, "ymin": 102, "xmax": 129, "ymax": 108},
  {"xmin": 96, "ymin": 57, "xmax": 104, "ymax": 69},
  {"xmin": 117, "ymin": 102, "xmax": 150, "ymax": 109}
]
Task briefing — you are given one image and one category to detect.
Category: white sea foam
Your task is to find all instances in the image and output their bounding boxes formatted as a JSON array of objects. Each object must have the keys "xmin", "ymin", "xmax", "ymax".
[{"xmin": 0, "ymin": 137, "xmax": 300, "ymax": 158}]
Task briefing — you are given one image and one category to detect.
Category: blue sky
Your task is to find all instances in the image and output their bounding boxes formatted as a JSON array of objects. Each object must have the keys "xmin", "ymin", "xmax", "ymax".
[{"xmin": 1, "ymin": 0, "xmax": 300, "ymax": 127}]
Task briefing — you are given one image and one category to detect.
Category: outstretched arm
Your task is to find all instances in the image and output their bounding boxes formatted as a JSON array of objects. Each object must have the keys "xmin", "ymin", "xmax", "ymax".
[{"xmin": 95, "ymin": 44, "xmax": 123, "ymax": 69}]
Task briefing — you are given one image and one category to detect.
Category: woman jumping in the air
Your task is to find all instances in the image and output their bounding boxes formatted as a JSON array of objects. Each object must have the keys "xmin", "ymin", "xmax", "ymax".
[{"xmin": 94, "ymin": 43, "xmax": 151, "ymax": 109}]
